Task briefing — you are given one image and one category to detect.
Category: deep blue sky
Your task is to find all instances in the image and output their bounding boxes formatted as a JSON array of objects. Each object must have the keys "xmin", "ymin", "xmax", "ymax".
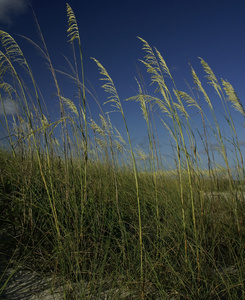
[{"xmin": 0, "ymin": 0, "xmax": 244, "ymax": 169}]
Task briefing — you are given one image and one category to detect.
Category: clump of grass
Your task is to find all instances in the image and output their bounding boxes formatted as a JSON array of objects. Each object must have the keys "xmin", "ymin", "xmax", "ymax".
[{"xmin": 0, "ymin": 4, "xmax": 245, "ymax": 299}]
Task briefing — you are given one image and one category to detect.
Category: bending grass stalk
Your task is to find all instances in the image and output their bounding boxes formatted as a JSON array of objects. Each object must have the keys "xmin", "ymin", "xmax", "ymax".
[
  {"xmin": 200, "ymin": 59, "xmax": 245, "ymax": 232},
  {"xmin": 138, "ymin": 37, "xmax": 189, "ymax": 264},
  {"xmin": 191, "ymin": 65, "xmax": 241, "ymax": 233},
  {"xmin": 126, "ymin": 79, "xmax": 160, "ymax": 232},
  {"xmin": 200, "ymin": 59, "xmax": 244, "ymax": 179},
  {"xmin": 21, "ymin": 11, "xmax": 75, "ymax": 250},
  {"xmin": 66, "ymin": 4, "xmax": 88, "ymax": 238},
  {"xmin": 222, "ymin": 79, "xmax": 245, "ymax": 181},
  {"xmin": 0, "ymin": 33, "xmax": 61, "ymax": 240},
  {"xmin": 92, "ymin": 57, "xmax": 145, "ymax": 297},
  {"xmin": 0, "ymin": 86, "xmax": 16, "ymax": 157}
]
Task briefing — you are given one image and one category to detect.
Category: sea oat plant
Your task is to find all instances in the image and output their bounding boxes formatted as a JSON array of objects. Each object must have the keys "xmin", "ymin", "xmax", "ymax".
[{"xmin": 0, "ymin": 4, "xmax": 245, "ymax": 300}]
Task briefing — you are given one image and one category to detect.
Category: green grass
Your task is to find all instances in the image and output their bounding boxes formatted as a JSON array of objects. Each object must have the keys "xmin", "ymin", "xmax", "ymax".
[{"xmin": 0, "ymin": 4, "xmax": 245, "ymax": 299}]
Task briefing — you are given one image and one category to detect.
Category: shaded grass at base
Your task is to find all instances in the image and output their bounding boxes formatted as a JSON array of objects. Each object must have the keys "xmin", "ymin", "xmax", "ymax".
[{"xmin": 1, "ymin": 148, "xmax": 245, "ymax": 299}]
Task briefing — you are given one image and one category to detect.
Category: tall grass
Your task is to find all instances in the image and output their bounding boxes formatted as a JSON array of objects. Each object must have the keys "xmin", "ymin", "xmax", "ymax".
[{"xmin": 0, "ymin": 4, "xmax": 245, "ymax": 299}]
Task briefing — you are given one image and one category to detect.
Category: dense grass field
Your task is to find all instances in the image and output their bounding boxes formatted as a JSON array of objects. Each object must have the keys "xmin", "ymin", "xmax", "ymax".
[{"xmin": 0, "ymin": 4, "xmax": 245, "ymax": 299}]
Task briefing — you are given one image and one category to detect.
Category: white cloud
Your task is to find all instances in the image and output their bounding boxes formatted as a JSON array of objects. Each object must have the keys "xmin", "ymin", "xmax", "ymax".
[
  {"xmin": 0, "ymin": 0, "xmax": 29, "ymax": 25},
  {"xmin": 0, "ymin": 99, "xmax": 18, "ymax": 115}
]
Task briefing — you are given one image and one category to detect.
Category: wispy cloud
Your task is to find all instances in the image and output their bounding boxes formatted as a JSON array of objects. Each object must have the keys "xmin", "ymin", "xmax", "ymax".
[
  {"xmin": 0, "ymin": 0, "xmax": 29, "ymax": 25},
  {"xmin": 0, "ymin": 99, "xmax": 18, "ymax": 115}
]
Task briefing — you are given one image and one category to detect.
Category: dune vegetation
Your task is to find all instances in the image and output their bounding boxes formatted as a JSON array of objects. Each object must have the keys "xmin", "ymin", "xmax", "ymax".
[{"xmin": 0, "ymin": 4, "xmax": 245, "ymax": 299}]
